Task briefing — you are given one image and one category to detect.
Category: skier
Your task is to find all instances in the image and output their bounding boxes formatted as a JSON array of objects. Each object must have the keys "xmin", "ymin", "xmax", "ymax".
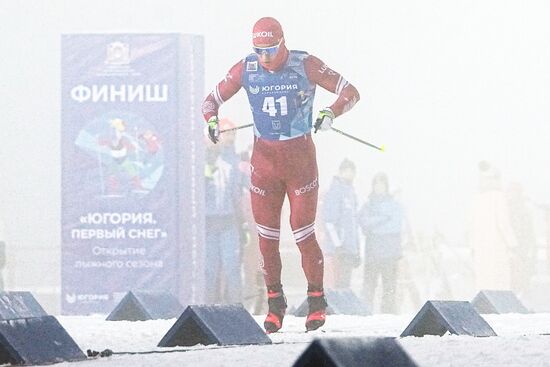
[{"xmin": 201, "ymin": 16, "xmax": 360, "ymax": 332}]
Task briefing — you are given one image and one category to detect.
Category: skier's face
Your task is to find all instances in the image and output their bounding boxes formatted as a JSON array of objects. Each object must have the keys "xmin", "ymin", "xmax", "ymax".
[{"xmin": 253, "ymin": 40, "xmax": 282, "ymax": 65}]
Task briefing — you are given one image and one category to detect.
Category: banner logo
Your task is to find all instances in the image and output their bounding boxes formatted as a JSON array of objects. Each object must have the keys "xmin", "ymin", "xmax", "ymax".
[{"xmin": 105, "ymin": 42, "xmax": 131, "ymax": 65}]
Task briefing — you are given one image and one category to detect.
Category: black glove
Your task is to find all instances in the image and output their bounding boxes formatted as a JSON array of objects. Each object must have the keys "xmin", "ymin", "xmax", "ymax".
[{"xmin": 314, "ymin": 108, "xmax": 335, "ymax": 133}]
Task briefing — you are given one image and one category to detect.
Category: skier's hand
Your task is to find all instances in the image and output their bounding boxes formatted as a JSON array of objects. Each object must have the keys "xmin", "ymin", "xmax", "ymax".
[
  {"xmin": 207, "ymin": 116, "xmax": 220, "ymax": 144},
  {"xmin": 314, "ymin": 108, "xmax": 335, "ymax": 133}
]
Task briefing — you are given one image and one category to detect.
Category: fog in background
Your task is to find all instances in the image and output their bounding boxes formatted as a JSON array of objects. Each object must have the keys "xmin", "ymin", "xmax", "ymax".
[{"xmin": 1, "ymin": 0, "xmax": 549, "ymax": 312}]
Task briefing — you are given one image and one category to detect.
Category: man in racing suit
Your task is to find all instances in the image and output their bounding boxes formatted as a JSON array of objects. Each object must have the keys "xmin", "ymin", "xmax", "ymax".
[{"xmin": 201, "ymin": 16, "xmax": 360, "ymax": 332}]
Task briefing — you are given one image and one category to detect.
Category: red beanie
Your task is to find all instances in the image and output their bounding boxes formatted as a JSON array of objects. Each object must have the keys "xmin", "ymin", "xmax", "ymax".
[{"xmin": 252, "ymin": 17, "xmax": 284, "ymax": 46}]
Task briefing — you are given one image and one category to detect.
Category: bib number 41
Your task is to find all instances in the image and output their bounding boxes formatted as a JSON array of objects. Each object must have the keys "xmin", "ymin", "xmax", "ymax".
[{"xmin": 262, "ymin": 96, "xmax": 288, "ymax": 117}]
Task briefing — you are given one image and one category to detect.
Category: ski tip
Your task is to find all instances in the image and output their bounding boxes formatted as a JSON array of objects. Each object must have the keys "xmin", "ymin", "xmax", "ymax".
[{"xmin": 380, "ymin": 144, "xmax": 386, "ymax": 152}]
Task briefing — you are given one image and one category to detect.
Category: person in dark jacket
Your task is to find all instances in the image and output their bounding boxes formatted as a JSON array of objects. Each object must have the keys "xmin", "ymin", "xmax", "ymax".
[
  {"xmin": 359, "ymin": 172, "xmax": 404, "ymax": 314},
  {"xmin": 321, "ymin": 159, "xmax": 360, "ymax": 289},
  {"xmin": 204, "ymin": 121, "xmax": 245, "ymax": 304}
]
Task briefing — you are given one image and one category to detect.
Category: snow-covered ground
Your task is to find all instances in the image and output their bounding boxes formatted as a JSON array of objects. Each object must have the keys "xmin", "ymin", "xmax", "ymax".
[{"xmin": 50, "ymin": 312, "xmax": 550, "ymax": 366}]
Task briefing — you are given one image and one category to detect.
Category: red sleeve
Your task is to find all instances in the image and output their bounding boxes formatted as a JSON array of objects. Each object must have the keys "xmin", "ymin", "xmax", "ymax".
[
  {"xmin": 201, "ymin": 60, "xmax": 244, "ymax": 122},
  {"xmin": 304, "ymin": 55, "xmax": 360, "ymax": 117}
]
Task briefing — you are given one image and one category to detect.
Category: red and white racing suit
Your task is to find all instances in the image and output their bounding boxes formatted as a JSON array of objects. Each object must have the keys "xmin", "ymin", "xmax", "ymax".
[{"xmin": 202, "ymin": 49, "xmax": 360, "ymax": 291}]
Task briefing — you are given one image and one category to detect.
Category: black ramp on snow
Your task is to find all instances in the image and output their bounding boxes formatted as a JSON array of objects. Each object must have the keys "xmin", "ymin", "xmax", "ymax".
[
  {"xmin": 293, "ymin": 337, "xmax": 419, "ymax": 367},
  {"xmin": 471, "ymin": 290, "xmax": 530, "ymax": 314},
  {"xmin": 106, "ymin": 290, "xmax": 184, "ymax": 321},
  {"xmin": 157, "ymin": 304, "xmax": 271, "ymax": 347},
  {"xmin": 0, "ymin": 291, "xmax": 48, "ymax": 320},
  {"xmin": 293, "ymin": 289, "xmax": 370, "ymax": 316},
  {"xmin": 400, "ymin": 300, "xmax": 497, "ymax": 337},
  {"xmin": 0, "ymin": 315, "xmax": 86, "ymax": 365}
]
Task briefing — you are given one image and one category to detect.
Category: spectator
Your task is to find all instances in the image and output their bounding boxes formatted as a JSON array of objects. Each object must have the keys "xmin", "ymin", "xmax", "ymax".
[
  {"xmin": 506, "ymin": 182, "xmax": 536, "ymax": 296},
  {"xmin": 320, "ymin": 158, "xmax": 360, "ymax": 289},
  {"xmin": 0, "ymin": 219, "xmax": 5, "ymax": 290},
  {"xmin": 359, "ymin": 172, "xmax": 404, "ymax": 314},
  {"xmin": 204, "ymin": 119, "xmax": 244, "ymax": 304},
  {"xmin": 545, "ymin": 207, "xmax": 550, "ymax": 268},
  {"xmin": 393, "ymin": 190, "xmax": 422, "ymax": 313},
  {"xmin": 468, "ymin": 161, "xmax": 518, "ymax": 292}
]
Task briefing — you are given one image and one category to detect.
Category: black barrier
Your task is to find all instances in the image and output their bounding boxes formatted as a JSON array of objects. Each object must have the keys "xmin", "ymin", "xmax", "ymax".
[
  {"xmin": 0, "ymin": 315, "xmax": 86, "ymax": 365},
  {"xmin": 293, "ymin": 289, "xmax": 370, "ymax": 316},
  {"xmin": 158, "ymin": 304, "xmax": 271, "ymax": 347},
  {"xmin": 106, "ymin": 290, "xmax": 184, "ymax": 321},
  {"xmin": 0, "ymin": 291, "xmax": 48, "ymax": 320},
  {"xmin": 471, "ymin": 290, "xmax": 530, "ymax": 314},
  {"xmin": 293, "ymin": 337, "xmax": 419, "ymax": 367},
  {"xmin": 400, "ymin": 300, "xmax": 497, "ymax": 337}
]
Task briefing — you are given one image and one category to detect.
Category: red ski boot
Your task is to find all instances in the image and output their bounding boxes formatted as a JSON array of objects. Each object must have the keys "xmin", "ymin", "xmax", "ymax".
[
  {"xmin": 305, "ymin": 288, "xmax": 328, "ymax": 332},
  {"xmin": 264, "ymin": 286, "xmax": 287, "ymax": 334}
]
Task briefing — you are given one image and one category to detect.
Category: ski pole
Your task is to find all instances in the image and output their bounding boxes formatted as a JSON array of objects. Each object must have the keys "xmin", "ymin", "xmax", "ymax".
[
  {"xmin": 220, "ymin": 123, "xmax": 254, "ymax": 134},
  {"xmin": 330, "ymin": 127, "xmax": 385, "ymax": 152}
]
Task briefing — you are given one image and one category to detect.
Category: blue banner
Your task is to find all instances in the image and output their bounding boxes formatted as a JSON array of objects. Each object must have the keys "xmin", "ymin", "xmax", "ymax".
[{"xmin": 61, "ymin": 34, "xmax": 204, "ymax": 314}]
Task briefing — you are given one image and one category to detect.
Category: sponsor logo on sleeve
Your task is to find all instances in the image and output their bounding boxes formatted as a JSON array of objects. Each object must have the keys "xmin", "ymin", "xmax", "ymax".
[{"xmin": 318, "ymin": 64, "xmax": 336, "ymax": 76}]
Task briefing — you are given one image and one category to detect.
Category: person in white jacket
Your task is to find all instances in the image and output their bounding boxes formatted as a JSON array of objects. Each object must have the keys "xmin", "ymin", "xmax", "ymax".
[{"xmin": 468, "ymin": 161, "xmax": 518, "ymax": 291}]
